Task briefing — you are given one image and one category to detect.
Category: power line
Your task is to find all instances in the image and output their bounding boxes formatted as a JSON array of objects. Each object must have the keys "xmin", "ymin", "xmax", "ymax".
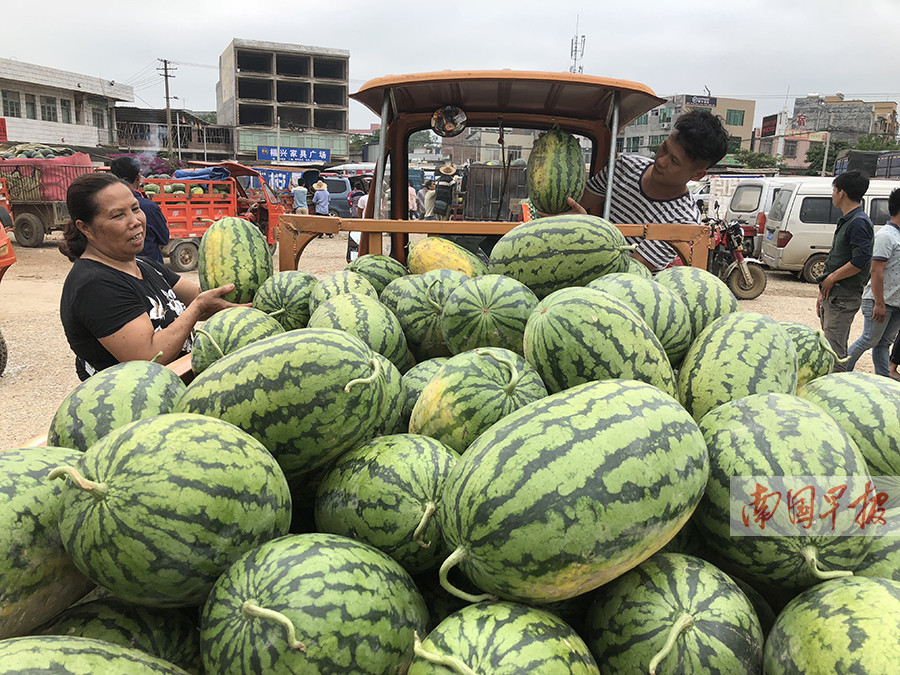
[{"xmin": 171, "ymin": 60, "xmax": 218, "ymax": 70}]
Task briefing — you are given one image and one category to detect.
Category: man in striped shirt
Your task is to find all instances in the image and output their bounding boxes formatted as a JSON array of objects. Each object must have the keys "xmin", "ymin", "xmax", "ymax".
[{"xmin": 577, "ymin": 110, "xmax": 729, "ymax": 272}]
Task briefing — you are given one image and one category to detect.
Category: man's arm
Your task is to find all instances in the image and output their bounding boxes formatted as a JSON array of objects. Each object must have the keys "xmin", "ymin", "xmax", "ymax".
[
  {"xmin": 820, "ymin": 217, "xmax": 873, "ymax": 298},
  {"xmin": 871, "ymin": 259, "xmax": 887, "ymax": 321}
]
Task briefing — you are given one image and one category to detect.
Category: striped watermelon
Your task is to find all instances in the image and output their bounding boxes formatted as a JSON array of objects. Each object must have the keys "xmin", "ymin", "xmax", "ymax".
[
  {"xmin": 48, "ymin": 361, "xmax": 185, "ymax": 452},
  {"xmin": 677, "ymin": 312, "xmax": 798, "ymax": 420},
  {"xmin": 525, "ymin": 126, "xmax": 587, "ymax": 215},
  {"xmin": 407, "ymin": 236, "xmax": 488, "ymax": 277},
  {"xmin": 34, "ymin": 598, "xmax": 201, "ymax": 673},
  {"xmin": 307, "ymin": 292, "xmax": 415, "ymax": 373},
  {"xmin": 395, "ymin": 269, "xmax": 468, "ymax": 361},
  {"xmin": 177, "ymin": 328, "xmax": 388, "ymax": 481},
  {"xmin": 315, "ymin": 433, "xmax": 460, "ymax": 573},
  {"xmin": 797, "ymin": 372, "xmax": 900, "ymax": 476},
  {"xmin": 402, "ymin": 357, "xmax": 450, "ymax": 429},
  {"xmin": 765, "ymin": 577, "xmax": 900, "ymax": 673},
  {"xmin": 693, "ymin": 392, "xmax": 872, "ymax": 592},
  {"xmin": 372, "ymin": 353, "xmax": 407, "ymax": 436},
  {"xmin": 410, "ymin": 601, "xmax": 598, "ymax": 674},
  {"xmin": 489, "ymin": 214, "xmax": 633, "ymax": 298},
  {"xmin": 654, "ymin": 266, "xmax": 739, "ymax": 339},
  {"xmin": 198, "ymin": 216, "xmax": 272, "ymax": 303},
  {"xmin": 854, "ymin": 534, "xmax": 900, "ymax": 582},
  {"xmin": 0, "ymin": 636, "xmax": 190, "ymax": 674},
  {"xmin": 346, "ymin": 253, "xmax": 409, "ymax": 295},
  {"xmin": 587, "ymin": 272, "xmax": 693, "ymax": 367},
  {"xmin": 0, "ymin": 446, "xmax": 94, "ymax": 639},
  {"xmin": 584, "ymin": 552, "xmax": 763, "ymax": 674},
  {"xmin": 191, "ymin": 306, "xmax": 284, "ymax": 374},
  {"xmin": 781, "ymin": 321, "xmax": 835, "ymax": 388},
  {"xmin": 524, "ymin": 287, "xmax": 677, "ymax": 396},
  {"xmin": 409, "ymin": 347, "xmax": 548, "ymax": 454},
  {"xmin": 379, "ymin": 273, "xmax": 422, "ymax": 315},
  {"xmin": 438, "ymin": 379, "xmax": 709, "ymax": 603},
  {"xmin": 252, "ymin": 270, "xmax": 318, "ymax": 330},
  {"xmin": 52, "ymin": 413, "xmax": 291, "ymax": 607},
  {"xmin": 626, "ymin": 257, "xmax": 654, "ymax": 279},
  {"xmin": 308, "ymin": 270, "xmax": 378, "ymax": 316},
  {"xmin": 199, "ymin": 533, "xmax": 428, "ymax": 673},
  {"xmin": 440, "ymin": 274, "xmax": 538, "ymax": 355}
]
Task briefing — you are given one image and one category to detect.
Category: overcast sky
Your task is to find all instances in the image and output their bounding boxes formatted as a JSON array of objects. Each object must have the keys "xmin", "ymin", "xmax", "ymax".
[{"xmin": 6, "ymin": 0, "xmax": 899, "ymax": 133}]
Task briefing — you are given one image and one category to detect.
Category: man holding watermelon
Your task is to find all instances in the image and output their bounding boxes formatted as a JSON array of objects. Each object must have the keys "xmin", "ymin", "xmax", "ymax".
[{"xmin": 574, "ymin": 110, "xmax": 729, "ymax": 272}]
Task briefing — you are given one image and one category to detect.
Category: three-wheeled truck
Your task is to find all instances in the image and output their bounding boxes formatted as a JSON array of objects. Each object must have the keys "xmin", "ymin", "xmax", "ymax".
[
  {"xmin": 0, "ymin": 177, "xmax": 16, "ymax": 375},
  {"xmin": 275, "ymin": 70, "xmax": 711, "ymax": 272}
]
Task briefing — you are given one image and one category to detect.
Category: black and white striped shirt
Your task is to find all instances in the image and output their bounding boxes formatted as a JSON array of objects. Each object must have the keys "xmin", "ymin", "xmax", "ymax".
[{"xmin": 585, "ymin": 154, "xmax": 701, "ymax": 271}]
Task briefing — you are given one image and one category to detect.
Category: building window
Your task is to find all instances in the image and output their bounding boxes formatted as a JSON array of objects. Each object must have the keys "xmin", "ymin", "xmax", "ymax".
[
  {"xmin": 24, "ymin": 94, "xmax": 36, "ymax": 120},
  {"xmin": 759, "ymin": 138, "xmax": 774, "ymax": 154},
  {"xmin": 659, "ymin": 108, "xmax": 673, "ymax": 123},
  {"xmin": 783, "ymin": 140, "xmax": 798, "ymax": 158},
  {"xmin": 626, "ymin": 136, "xmax": 642, "ymax": 153},
  {"xmin": 649, "ymin": 135, "xmax": 667, "ymax": 153},
  {"xmin": 508, "ymin": 145, "xmax": 522, "ymax": 161},
  {"xmin": 615, "ymin": 137, "xmax": 625, "ymax": 153},
  {"xmin": 725, "ymin": 109, "xmax": 745, "ymax": 126},
  {"xmin": 60, "ymin": 99, "xmax": 72, "ymax": 124},
  {"xmin": 92, "ymin": 108, "xmax": 106, "ymax": 129},
  {"xmin": 2, "ymin": 90, "xmax": 21, "ymax": 118},
  {"xmin": 635, "ymin": 113, "xmax": 649, "ymax": 126},
  {"xmin": 40, "ymin": 96, "xmax": 58, "ymax": 122}
]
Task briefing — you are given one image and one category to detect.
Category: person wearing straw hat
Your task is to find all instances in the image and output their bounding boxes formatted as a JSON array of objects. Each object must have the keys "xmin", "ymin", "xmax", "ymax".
[
  {"xmin": 312, "ymin": 179, "xmax": 333, "ymax": 237},
  {"xmin": 434, "ymin": 165, "xmax": 457, "ymax": 221}
]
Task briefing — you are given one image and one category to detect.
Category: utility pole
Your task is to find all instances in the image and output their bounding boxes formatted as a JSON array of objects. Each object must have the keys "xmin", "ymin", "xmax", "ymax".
[
  {"xmin": 157, "ymin": 59, "xmax": 176, "ymax": 157},
  {"xmin": 569, "ymin": 16, "xmax": 585, "ymax": 74}
]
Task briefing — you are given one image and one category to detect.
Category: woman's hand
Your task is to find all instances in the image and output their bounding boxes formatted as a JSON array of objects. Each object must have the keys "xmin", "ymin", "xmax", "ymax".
[{"xmin": 190, "ymin": 283, "xmax": 249, "ymax": 321}]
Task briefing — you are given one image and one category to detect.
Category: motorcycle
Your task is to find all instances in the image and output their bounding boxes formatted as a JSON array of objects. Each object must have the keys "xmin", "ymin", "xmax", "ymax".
[{"xmin": 705, "ymin": 213, "xmax": 767, "ymax": 300}]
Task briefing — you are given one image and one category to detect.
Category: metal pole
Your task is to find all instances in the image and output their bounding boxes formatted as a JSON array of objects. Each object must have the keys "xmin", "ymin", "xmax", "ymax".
[
  {"xmin": 372, "ymin": 90, "xmax": 390, "ymax": 218},
  {"xmin": 603, "ymin": 91, "xmax": 620, "ymax": 220},
  {"xmin": 276, "ymin": 115, "xmax": 281, "ymax": 164},
  {"xmin": 821, "ymin": 131, "xmax": 831, "ymax": 176}
]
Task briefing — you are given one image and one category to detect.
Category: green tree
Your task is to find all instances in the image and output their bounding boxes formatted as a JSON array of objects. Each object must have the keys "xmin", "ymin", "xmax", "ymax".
[
  {"xmin": 854, "ymin": 134, "xmax": 900, "ymax": 152},
  {"xmin": 409, "ymin": 129, "xmax": 439, "ymax": 151},
  {"xmin": 733, "ymin": 148, "xmax": 785, "ymax": 170},
  {"xmin": 805, "ymin": 139, "xmax": 851, "ymax": 175},
  {"xmin": 350, "ymin": 129, "xmax": 379, "ymax": 152}
]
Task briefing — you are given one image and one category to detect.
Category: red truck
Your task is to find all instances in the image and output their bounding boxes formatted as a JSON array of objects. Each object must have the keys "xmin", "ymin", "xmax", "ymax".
[{"xmin": 143, "ymin": 162, "xmax": 285, "ymax": 272}]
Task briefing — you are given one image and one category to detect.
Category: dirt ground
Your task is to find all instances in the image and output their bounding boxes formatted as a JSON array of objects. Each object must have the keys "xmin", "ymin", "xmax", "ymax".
[{"xmin": 0, "ymin": 232, "xmax": 873, "ymax": 448}]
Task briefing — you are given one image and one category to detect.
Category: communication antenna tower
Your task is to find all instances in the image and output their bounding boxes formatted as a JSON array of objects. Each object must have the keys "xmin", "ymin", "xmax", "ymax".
[{"xmin": 569, "ymin": 16, "xmax": 585, "ymax": 74}]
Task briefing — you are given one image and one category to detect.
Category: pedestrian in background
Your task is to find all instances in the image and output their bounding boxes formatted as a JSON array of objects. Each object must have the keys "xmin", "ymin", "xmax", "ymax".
[
  {"xmin": 423, "ymin": 180, "xmax": 436, "ymax": 220},
  {"xmin": 844, "ymin": 187, "xmax": 900, "ymax": 377},
  {"xmin": 312, "ymin": 180, "xmax": 333, "ymax": 238},
  {"xmin": 408, "ymin": 180, "xmax": 418, "ymax": 219},
  {"xmin": 816, "ymin": 170, "xmax": 874, "ymax": 368},
  {"xmin": 416, "ymin": 180, "xmax": 430, "ymax": 219},
  {"xmin": 349, "ymin": 181, "xmax": 366, "ymax": 218},
  {"xmin": 434, "ymin": 165, "xmax": 457, "ymax": 221},
  {"xmin": 109, "ymin": 156, "xmax": 170, "ymax": 265},
  {"xmin": 291, "ymin": 180, "xmax": 308, "ymax": 215}
]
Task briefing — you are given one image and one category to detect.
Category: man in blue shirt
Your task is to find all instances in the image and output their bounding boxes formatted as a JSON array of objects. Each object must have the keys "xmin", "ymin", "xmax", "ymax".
[
  {"xmin": 109, "ymin": 157, "xmax": 170, "ymax": 264},
  {"xmin": 816, "ymin": 170, "xmax": 874, "ymax": 368}
]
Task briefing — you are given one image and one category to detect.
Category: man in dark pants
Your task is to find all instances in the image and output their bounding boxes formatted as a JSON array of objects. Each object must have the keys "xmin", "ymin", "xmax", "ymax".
[
  {"xmin": 816, "ymin": 170, "xmax": 874, "ymax": 370},
  {"xmin": 109, "ymin": 156, "xmax": 170, "ymax": 264}
]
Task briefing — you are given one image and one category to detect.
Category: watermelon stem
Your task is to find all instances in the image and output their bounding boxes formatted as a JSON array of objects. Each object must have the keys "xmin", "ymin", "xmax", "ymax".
[
  {"xmin": 266, "ymin": 308, "xmax": 286, "ymax": 318},
  {"xmin": 241, "ymin": 601, "xmax": 306, "ymax": 652},
  {"xmin": 344, "ymin": 357, "xmax": 382, "ymax": 393},
  {"xmin": 801, "ymin": 546, "xmax": 854, "ymax": 580},
  {"xmin": 150, "ymin": 350, "xmax": 164, "ymax": 363},
  {"xmin": 47, "ymin": 466, "xmax": 108, "ymax": 501},
  {"xmin": 425, "ymin": 279, "xmax": 443, "ymax": 313},
  {"xmin": 413, "ymin": 630, "xmax": 477, "ymax": 674},
  {"xmin": 619, "ymin": 244, "xmax": 639, "ymax": 253},
  {"xmin": 413, "ymin": 502, "xmax": 437, "ymax": 548},
  {"xmin": 194, "ymin": 329, "xmax": 226, "ymax": 360},
  {"xmin": 816, "ymin": 330, "xmax": 852, "ymax": 365},
  {"xmin": 475, "ymin": 348, "xmax": 521, "ymax": 394},
  {"xmin": 439, "ymin": 547, "xmax": 496, "ymax": 603},
  {"xmin": 648, "ymin": 611, "xmax": 693, "ymax": 675}
]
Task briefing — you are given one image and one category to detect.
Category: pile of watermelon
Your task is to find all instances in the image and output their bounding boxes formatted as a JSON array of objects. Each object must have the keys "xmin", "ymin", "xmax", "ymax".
[{"xmin": 4, "ymin": 212, "xmax": 900, "ymax": 673}]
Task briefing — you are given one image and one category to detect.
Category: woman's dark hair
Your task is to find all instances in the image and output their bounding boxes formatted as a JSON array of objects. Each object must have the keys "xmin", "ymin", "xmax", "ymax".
[{"xmin": 59, "ymin": 172, "xmax": 122, "ymax": 261}]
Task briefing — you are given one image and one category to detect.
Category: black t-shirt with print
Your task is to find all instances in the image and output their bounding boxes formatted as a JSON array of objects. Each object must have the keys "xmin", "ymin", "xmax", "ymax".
[{"xmin": 60, "ymin": 256, "xmax": 190, "ymax": 379}]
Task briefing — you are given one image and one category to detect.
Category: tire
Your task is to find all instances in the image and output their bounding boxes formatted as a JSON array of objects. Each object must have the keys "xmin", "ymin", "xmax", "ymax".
[
  {"xmin": 167, "ymin": 241, "xmax": 199, "ymax": 273},
  {"xmin": 13, "ymin": 213, "xmax": 44, "ymax": 247},
  {"xmin": 727, "ymin": 263, "xmax": 767, "ymax": 300},
  {"xmin": 801, "ymin": 253, "xmax": 828, "ymax": 284},
  {"xmin": 0, "ymin": 328, "xmax": 7, "ymax": 376},
  {"xmin": 328, "ymin": 210, "xmax": 340, "ymax": 218}
]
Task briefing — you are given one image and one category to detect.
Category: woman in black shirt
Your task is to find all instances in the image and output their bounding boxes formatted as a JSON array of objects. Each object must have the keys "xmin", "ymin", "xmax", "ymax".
[{"xmin": 60, "ymin": 173, "xmax": 240, "ymax": 380}]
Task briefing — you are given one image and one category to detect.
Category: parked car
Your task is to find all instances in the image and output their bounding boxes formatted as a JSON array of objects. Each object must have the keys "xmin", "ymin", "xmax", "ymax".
[
  {"xmin": 760, "ymin": 176, "xmax": 896, "ymax": 282},
  {"xmin": 302, "ymin": 172, "xmax": 354, "ymax": 219},
  {"xmin": 725, "ymin": 177, "xmax": 789, "ymax": 258}
]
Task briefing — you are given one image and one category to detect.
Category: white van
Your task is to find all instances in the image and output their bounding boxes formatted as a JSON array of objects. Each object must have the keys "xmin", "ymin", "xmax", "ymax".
[
  {"xmin": 724, "ymin": 177, "xmax": 789, "ymax": 257},
  {"xmin": 759, "ymin": 176, "xmax": 898, "ymax": 282}
]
